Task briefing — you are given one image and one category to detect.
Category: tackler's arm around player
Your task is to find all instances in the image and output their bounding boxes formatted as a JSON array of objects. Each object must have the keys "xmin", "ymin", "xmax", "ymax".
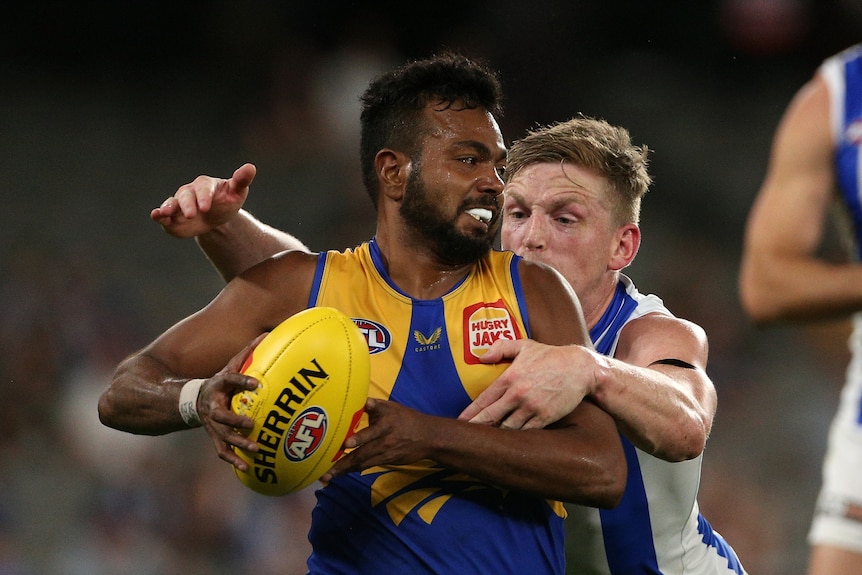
[{"xmin": 464, "ymin": 314, "xmax": 716, "ymax": 462}]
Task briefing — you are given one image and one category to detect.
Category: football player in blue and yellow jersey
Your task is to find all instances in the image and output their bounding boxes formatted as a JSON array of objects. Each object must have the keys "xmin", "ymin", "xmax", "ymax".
[
  {"xmin": 99, "ymin": 54, "xmax": 626, "ymax": 575},
  {"xmin": 149, "ymin": 116, "xmax": 748, "ymax": 574}
]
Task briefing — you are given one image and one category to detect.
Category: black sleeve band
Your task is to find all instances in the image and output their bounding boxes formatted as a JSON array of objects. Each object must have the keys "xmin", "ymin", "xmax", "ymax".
[{"xmin": 649, "ymin": 358, "xmax": 697, "ymax": 370}]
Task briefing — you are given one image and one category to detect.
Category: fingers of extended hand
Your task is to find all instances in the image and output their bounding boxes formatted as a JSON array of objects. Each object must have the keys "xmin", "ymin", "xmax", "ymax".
[
  {"xmin": 151, "ymin": 196, "xmax": 193, "ymax": 237},
  {"xmin": 498, "ymin": 405, "xmax": 534, "ymax": 430},
  {"xmin": 466, "ymin": 375, "xmax": 558, "ymax": 430},
  {"xmin": 232, "ymin": 163, "xmax": 256, "ymax": 191},
  {"xmin": 479, "ymin": 342, "xmax": 592, "ymax": 429},
  {"xmin": 150, "ymin": 209, "xmax": 170, "ymax": 228},
  {"xmin": 211, "ymin": 430, "xmax": 256, "ymax": 471},
  {"xmin": 466, "ymin": 339, "xmax": 529, "ymax": 423},
  {"xmin": 320, "ymin": 432, "xmax": 375, "ymax": 483},
  {"xmin": 154, "ymin": 196, "xmax": 179, "ymax": 216},
  {"xmin": 458, "ymin": 379, "xmax": 509, "ymax": 423},
  {"xmin": 478, "ymin": 337, "xmax": 525, "ymax": 364},
  {"xmin": 484, "ymin": 383, "xmax": 533, "ymax": 429},
  {"xmin": 201, "ymin": 370, "xmax": 258, "ymax": 416},
  {"xmin": 176, "ymin": 182, "xmax": 209, "ymax": 217},
  {"xmin": 337, "ymin": 398, "xmax": 383, "ymax": 453}
]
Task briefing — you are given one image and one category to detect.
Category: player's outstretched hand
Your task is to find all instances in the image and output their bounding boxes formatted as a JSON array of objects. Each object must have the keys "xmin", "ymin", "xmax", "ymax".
[
  {"xmin": 151, "ymin": 163, "xmax": 257, "ymax": 238},
  {"xmin": 459, "ymin": 339, "xmax": 592, "ymax": 430},
  {"xmin": 197, "ymin": 333, "xmax": 267, "ymax": 471}
]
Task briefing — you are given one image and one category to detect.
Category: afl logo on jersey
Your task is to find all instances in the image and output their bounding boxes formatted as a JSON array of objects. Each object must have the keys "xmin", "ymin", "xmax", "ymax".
[
  {"xmin": 284, "ymin": 406, "xmax": 328, "ymax": 462},
  {"xmin": 352, "ymin": 318, "xmax": 391, "ymax": 355},
  {"xmin": 463, "ymin": 299, "xmax": 522, "ymax": 364},
  {"xmin": 846, "ymin": 119, "xmax": 862, "ymax": 146}
]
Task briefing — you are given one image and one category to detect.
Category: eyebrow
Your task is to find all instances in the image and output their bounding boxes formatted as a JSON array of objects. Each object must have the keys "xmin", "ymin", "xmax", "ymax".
[{"xmin": 505, "ymin": 190, "xmax": 584, "ymax": 211}]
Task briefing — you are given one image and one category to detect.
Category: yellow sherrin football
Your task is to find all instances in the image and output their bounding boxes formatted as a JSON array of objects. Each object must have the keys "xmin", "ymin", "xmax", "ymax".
[{"xmin": 231, "ymin": 307, "xmax": 370, "ymax": 496}]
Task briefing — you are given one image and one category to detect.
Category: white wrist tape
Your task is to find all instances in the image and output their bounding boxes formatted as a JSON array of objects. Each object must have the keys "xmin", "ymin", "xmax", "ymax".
[{"xmin": 179, "ymin": 378, "xmax": 206, "ymax": 427}]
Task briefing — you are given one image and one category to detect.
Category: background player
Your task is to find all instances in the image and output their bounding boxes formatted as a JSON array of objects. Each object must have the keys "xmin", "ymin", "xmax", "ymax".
[{"xmin": 740, "ymin": 43, "xmax": 862, "ymax": 575}]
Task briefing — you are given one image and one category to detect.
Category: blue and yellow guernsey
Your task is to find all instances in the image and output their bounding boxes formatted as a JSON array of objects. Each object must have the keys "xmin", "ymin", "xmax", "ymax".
[{"xmin": 304, "ymin": 239, "xmax": 567, "ymax": 575}]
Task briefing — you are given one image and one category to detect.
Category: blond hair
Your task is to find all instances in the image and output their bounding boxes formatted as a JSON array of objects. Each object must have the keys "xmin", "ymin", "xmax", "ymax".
[{"xmin": 505, "ymin": 115, "xmax": 651, "ymax": 224}]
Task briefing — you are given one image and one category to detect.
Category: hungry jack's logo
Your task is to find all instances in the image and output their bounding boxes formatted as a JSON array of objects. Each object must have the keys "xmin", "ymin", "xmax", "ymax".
[{"xmin": 463, "ymin": 299, "xmax": 521, "ymax": 364}]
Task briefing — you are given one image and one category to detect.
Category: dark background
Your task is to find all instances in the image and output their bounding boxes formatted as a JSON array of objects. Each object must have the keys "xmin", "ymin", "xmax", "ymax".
[{"xmin": 2, "ymin": 1, "xmax": 861, "ymax": 573}]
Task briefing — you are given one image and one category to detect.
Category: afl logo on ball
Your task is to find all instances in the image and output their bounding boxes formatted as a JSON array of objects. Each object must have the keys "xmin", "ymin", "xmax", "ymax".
[{"xmin": 284, "ymin": 406, "xmax": 328, "ymax": 462}]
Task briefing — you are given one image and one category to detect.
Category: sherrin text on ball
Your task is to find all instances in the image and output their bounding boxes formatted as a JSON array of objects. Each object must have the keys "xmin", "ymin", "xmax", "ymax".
[{"xmin": 231, "ymin": 307, "xmax": 370, "ymax": 496}]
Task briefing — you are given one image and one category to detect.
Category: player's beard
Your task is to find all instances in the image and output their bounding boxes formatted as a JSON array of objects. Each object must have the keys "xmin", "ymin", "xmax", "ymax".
[{"xmin": 400, "ymin": 166, "xmax": 497, "ymax": 266}]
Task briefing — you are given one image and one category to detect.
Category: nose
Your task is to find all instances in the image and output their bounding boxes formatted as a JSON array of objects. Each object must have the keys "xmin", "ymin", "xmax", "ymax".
[
  {"xmin": 521, "ymin": 214, "xmax": 546, "ymax": 251},
  {"xmin": 478, "ymin": 166, "xmax": 505, "ymax": 197}
]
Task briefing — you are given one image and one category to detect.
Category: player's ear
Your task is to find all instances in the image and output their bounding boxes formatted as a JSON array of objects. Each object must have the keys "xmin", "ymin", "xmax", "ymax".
[
  {"xmin": 609, "ymin": 224, "xmax": 640, "ymax": 271},
  {"xmin": 376, "ymin": 149, "xmax": 411, "ymax": 201}
]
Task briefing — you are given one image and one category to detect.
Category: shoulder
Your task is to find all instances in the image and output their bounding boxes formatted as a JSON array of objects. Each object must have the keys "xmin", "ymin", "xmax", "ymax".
[
  {"xmin": 513, "ymin": 256, "xmax": 588, "ymax": 346},
  {"xmin": 821, "ymin": 44, "xmax": 862, "ymax": 74},
  {"xmin": 617, "ymin": 312, "xmax": 708, "ymax": 368},
  {"xmin": 624, "ymin": 313, "xmax": 706, "ymax": 342},
  {"xmin": 224, "ymin": 249, "xmax": 320, "ymax": 324},
  {"xmin": 242, "ymin": 248, "xmax": 320, "ymax": 280},
  {"xmin": 782, "ymin": 67, "xmax": 831, "ymax": 143},
  {"xmin": 515, "ymin": 256, "xmax": 579, "ymax": 307},
  {"xmin": 514, "ymin": 255, "xmax": 569, "ymax": 288}
]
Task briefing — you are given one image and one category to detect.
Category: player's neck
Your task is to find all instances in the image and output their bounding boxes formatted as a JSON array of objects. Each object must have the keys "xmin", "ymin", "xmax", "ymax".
[
  {"xmin": 375, "ymin": 234, "xmax": 475, "ymax": 300},
  {"xmin": 582, "ymin": 275, "xmax": 622, "ymax": 330}
]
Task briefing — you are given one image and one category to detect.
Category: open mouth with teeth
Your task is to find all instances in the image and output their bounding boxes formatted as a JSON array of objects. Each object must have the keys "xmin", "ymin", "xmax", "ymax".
[{"xmin": 465, "ymin": 208, "xmax": 493, "ymax": 223}]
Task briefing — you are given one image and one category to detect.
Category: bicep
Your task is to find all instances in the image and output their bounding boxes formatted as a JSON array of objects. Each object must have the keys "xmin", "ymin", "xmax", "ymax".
[
  {"xmin": 745, "ymin": 74, "xmax": 836, "ymax": 259},
  {"xmin": 146, "ymin": 252, "xmax": 317, "ymax": 377},
  {"xmin": 616, "ymin": 314, "xmax": 708, "ymax": 371},
  {"xmin": 145, "ymin": 293, "xmax": 264, "ymax": 378},
  {"xmin": 616, "ymin": 315, "xmax": 717, "ymax": 414}
]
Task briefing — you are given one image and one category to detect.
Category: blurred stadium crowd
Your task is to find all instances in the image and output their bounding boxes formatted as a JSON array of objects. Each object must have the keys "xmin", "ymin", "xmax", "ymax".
[{"xmin": 2, "ymin": 1, "xmax": 862, "ymax": 573}]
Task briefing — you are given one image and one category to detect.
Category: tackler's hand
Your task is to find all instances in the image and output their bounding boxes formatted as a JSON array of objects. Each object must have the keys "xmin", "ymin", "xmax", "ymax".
[
  {"xmin": 459, "ymin": 339, "xmax": 593, "ymax": 430},
  {"xmin": 151, "ymin": 163, "xmax": 256, "ymax": 238}
]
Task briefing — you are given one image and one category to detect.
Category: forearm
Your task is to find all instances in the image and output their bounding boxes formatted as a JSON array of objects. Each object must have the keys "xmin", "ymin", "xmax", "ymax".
[
  {"xmin": 741, "ymin": 253, "xmax": 862, "ymax": 323},
  {"xmin": 590, "ymin": 354, "xmax": 714, "ymax": 462},
  {"xmin": 98, "ymin": 353, "xmax": 193, "ymax": 435},
  {"xmin": 196, "ymin": 209, "xmax": 309, "ymax": 282},
  {"xmin": 430, "ymin": 412, "xmax": 624, "ymax": 507}
]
